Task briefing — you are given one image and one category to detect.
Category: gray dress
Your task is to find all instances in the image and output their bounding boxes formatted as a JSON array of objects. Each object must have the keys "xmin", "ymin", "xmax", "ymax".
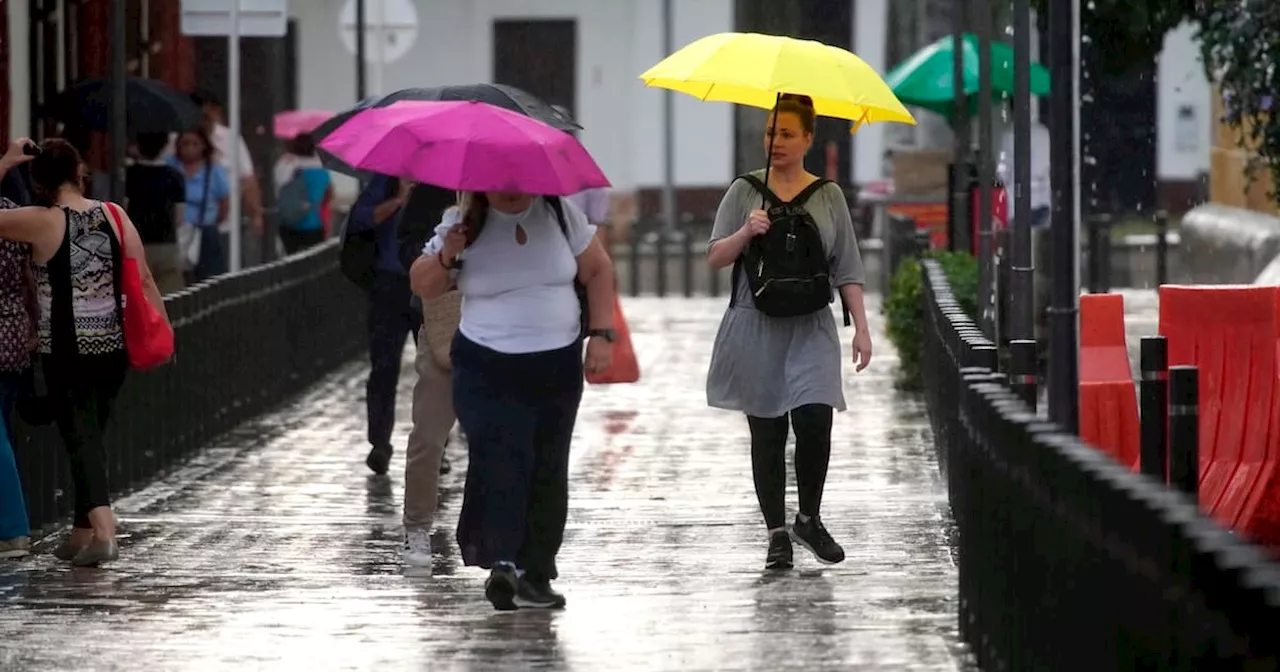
[{"xmin": 706, "ymin": 171, "xmax": 867, "ymax": 418}]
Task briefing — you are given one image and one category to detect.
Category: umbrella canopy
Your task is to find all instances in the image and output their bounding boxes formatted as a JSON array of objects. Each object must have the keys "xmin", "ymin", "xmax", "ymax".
[
  {"xmin": 884, "ymin": 33, "xmax": 1052, "ymax": 118},
  {"xmin": 311, "ymin": 83, "xmax": 581, "ymax": 177},
  {"xmin": 639, "ymin": 32, "xmax": 915, "ymax": 130},
  {"xmin": 318, "ymin": 100, "xmax": 610, "ymax": 196},
  {"xmin": 273, "ymin": 109, "xmax": 334, "ymax": 139},
  {"xmin": 47, "ymin": 76, "xmax": 203, "ymax": 134}
]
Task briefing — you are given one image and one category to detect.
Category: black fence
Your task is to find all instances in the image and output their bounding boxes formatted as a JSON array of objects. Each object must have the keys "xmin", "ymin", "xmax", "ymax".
[
  {"xmin": 920, "ymin": 259, "xmax": 1280, "ymax": 670},
  {"xmin": 13, "ymin": 238, "xmax": 368, "ymax": 535}
]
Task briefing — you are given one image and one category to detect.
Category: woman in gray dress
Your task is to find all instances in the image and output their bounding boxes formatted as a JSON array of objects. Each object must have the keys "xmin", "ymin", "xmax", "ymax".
[{"xmin": 705, "ymin": 94, "xmax": 872, "ymax": 570}]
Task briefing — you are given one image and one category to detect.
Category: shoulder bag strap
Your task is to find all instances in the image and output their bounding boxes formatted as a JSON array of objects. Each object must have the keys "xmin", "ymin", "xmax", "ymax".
[
  {"xmin": 99, "ymin": 202, "xmax": 128, "ymax": 327},
  {"xmin": 792, "ymin": 178, "xmax": 834, "ymax": 207},
  {"xmin": 198, "ymin": 161, "xmax": 213, "ymax": 228}
]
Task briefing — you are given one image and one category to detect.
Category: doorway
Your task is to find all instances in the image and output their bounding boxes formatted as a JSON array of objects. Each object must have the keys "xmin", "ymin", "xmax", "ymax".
[{"xmin": 492, "ymin": 19, "xmax": 577, "ymax": 119}]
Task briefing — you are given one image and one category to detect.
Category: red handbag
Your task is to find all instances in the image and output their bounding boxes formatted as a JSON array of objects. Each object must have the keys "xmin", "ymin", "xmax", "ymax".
[
  {"xmin": 103, "ymin": 202, "xmax": 175, "ymax": 370},
  {"xmin": 586, "ymin": 295, "xmax": 640, "ymax": 385}
]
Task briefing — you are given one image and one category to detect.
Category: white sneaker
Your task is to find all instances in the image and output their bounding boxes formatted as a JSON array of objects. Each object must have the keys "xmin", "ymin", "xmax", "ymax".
[{"xmin": 402, "ymin": 527, "xmax": 433, "ymax": 570}]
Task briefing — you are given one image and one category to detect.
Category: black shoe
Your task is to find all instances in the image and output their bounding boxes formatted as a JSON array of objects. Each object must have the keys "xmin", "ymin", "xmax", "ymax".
[
  {"xmin": 765, "ymin": 530, "xmax": 793, "ymax": 570},
  {"xmin": 515, "ymin": 577, "xmax": 567, "ymax": 609},
  {"xmin": 484, "ymin": 564, "xmax": 519, "ymax": 611},
  {"xmin": 439, "ymin": 455, "xmax": 452, "ymax": 475},
  {"xmin": 365, "ymin": 445, "xmax": 392, "ymax": 475},
  {"xmin": 790, "ymin": 515, "xmax": 845, "ymax": 565}
]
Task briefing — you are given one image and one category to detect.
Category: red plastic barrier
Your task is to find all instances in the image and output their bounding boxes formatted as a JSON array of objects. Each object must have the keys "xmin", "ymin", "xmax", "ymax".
[
  {"xmin": 1158, "ymin": 285, "xmax": 1280, "ymax": 545},
  {"xmin": 1078, "ymin": 293, "xmax": 1141, "ymax": 470}
]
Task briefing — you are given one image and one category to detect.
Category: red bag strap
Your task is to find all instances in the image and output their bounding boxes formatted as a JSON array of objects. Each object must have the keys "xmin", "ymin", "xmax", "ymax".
[{"xmin": 100, "ymin": 201, "xmax": 131, "ymax": 259}]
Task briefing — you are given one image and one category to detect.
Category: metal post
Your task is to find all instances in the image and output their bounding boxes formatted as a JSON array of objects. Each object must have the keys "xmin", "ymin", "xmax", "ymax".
[
  {"xmin": 951, "ymin": 0, "xmax": 971, "ymax": 255},
  {"xmin": 227, "ymin": 0, "xmax": 242, "ymax": 272},
  {"xmin": 355, "ymin": 0, "xmax": 367, "ymax": 100},
  {"xmin": 974, "ymin": 0, "xmax": 994, "ymax": 338},
  {"xmin": 1009, "ymin": 0, "xmax": 1033, "ymax": 342},
  {"xmin": 373, "ymin": 0, "xmax": 385, "ymax": 95},
  {"xmin": 1139, "ymin": 336, "xmax": 1169, "ymax": 482},
  {"xmin": 1155, "ymin": 209, "xmax": 1169, "ymax": 286},
  {"xmin": 1047, "ymin": 0, "xmax": 1081, "ymax": 432},
  {"xmin": 1086, "ymin": 215, "xmax": 1102, "ymax": 294},
  {"xmin": 1008, "ymin": 339, "xmax": 1038, "ymax": 408},
  {"xmin": 1168, "ymin": 365, "xmax": 1199, "ymax": 498},
  {"xmin": 109, "ymin": 0, "xmax": 127, "ymax": 202},
  {"xmin": 661, "ymin": 0, "xmax": 677, "ymax": 236}
]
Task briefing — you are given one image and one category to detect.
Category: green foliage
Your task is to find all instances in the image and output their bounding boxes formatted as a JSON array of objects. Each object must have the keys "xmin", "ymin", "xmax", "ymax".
[
  {"xmin": 1029, "ymin": 0, "xmax": 1192, "ymax": 75},
  {"xmin": 1197, "ymin": 1, "xmax": 1280, "ymax": 199},
  {"xmin": 884, "ymin": 250, "xmax": 979, "ymax": 390}
]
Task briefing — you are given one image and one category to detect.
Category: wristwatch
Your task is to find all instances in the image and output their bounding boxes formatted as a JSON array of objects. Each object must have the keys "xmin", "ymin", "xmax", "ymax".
[{"xmin": 586, "ymin": 328, "xmax": 616, "ymax": 343}]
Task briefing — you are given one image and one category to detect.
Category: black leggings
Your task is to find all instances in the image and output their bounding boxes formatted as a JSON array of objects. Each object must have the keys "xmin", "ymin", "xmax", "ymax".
[
  {"xmin": 45, "ymin": 351, "xmax": 128, "ymax": 529},
  {"xmin": 747, "ymin": 404, "xmax": 833, "ymax": 530}
]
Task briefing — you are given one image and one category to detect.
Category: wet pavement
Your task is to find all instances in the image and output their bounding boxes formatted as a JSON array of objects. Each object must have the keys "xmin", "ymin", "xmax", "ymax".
[{"xmin": 0, "ymin": 296, "xmax": 969, "ymax": 671}]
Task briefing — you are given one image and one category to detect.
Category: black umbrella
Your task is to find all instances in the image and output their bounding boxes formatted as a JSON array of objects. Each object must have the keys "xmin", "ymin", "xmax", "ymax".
[
  {"xmin": 47, "ymin": 76, "xmax": 203, "ymax": 134},
  {"xmin": 312, "ymin": 83, "xmax": 582, "ymax": 177}
]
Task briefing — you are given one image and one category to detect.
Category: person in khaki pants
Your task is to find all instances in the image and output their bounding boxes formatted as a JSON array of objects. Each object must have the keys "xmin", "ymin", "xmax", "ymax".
[{"xmin": 401, "ymin": 290, "xmax": 461, "ymax": 571}]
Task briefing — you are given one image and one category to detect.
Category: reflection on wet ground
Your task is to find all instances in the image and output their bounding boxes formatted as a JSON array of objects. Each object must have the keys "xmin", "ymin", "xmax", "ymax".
[{"xmin": 0, "ymin": 297, "xmax": 971, "ymax": 671}]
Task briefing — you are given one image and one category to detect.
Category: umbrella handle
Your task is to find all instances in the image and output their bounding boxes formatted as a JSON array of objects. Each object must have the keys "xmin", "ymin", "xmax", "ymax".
[{"xmin": 761, "ymin": 92, "xmax": 780, "ymax": 210}]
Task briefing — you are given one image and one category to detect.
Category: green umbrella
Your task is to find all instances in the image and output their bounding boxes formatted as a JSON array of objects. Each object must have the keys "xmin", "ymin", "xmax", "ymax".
[{"xmin": 884, "ymin": 33, "xmax": 1052, "ymax": 119}]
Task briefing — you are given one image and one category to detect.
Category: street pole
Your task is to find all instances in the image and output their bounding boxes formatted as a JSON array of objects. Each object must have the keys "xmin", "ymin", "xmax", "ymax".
[
  {"xmin": 661, "ymin": 0, "xmax": 676, "ymax": 233},
  {"xmin": 228, "ymin": 0, "xmax": 242, "ymax": 272},
  {"xmin": 974, "ymin": 0, "xmax": 994, "ymax": 339},
  {"xmin": 355, "ymin": 0, "xmax": 367, "ymax": 100},
  {"xmin": 950, "ymin": 0, "xmax": 971, "ymax": 254},
  {"xmin": 372, "ymin": 0, "xmax": 385, "ymax": 95},
  {"xmin": 1009, "ymin": 0, "xmax": 1033, "ymax": 342},
  {"xmin": 109, "ymin": 0, "xmax": 126, "ymax": 202},
  {"xmin": 1047, "ymin": 0, "xmax": 1081, "ymax": 431}
]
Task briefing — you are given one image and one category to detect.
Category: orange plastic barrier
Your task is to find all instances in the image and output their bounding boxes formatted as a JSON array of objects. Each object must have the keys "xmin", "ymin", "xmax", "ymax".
[
  {"xmin": 1158, "ymin": 285, "xmax": 1280, "ymax": 546},
  {"xmin": 1078, "ymin": 293, "xmax": 1140, "ymax": 470}
]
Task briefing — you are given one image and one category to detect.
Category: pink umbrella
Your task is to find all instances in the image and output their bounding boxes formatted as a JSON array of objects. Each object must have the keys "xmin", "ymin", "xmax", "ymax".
[
  {"xmin": 273, "ymin": 109, "xmax": 334, "ymax": 139},
  {"xmin": 317, "ymin": 100, "xmax": 610, "ymax": 195}
]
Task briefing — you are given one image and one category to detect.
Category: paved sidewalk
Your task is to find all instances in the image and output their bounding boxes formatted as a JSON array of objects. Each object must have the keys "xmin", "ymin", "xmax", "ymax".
[{"xmin": 0, "ymin": 297, "xmax": 968, "ymax": 671}]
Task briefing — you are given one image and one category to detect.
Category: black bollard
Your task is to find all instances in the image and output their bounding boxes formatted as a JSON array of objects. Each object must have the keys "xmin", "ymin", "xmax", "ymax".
[
  {"xmin": 682, "ymin": 212, "xmax": 695, "ymax": 298},
  {"xmin": 1154, "ymin": 210, "xmax": 1169, "ymax": 287},
  {"xmin": 1007, "ymin": 339, "xmax": 1038, "ymax": 408},
  {"xmin": 914, "ymin": 229, "xmax": 934, "ymax": 257},
  {"xmin": 1168, "ymin": 365, "xmax": 1199, "ymax": 498},
  {"xmin": 1139, "ymin": 336, "xmax": 1169, "ymax": 483},
  {"xmin": 655, "ymin": 227, "xmax": 668, "ymax": 298},
  {"xmin": 628, "ymin": 225, "xmax": 642, "ymax": 297}
]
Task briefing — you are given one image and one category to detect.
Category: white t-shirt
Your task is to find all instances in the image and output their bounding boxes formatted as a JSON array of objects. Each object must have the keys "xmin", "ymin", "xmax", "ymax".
[{"xmin": 423, "ymin": 198, "xmax": 597, "ymax": 355}]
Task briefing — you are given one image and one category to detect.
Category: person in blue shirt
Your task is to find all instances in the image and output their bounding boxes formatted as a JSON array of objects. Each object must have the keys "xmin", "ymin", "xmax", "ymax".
[
  {"xmin": 274, "ymin": 133, "xmax": 333, "ymax": 254},
  {"xmin": 169, "ymin": 128, "xmax": 231, "ymax": 282},
  {"xmin": 348, "ymin": 174, "xmax": 417, "ymax": 475}
]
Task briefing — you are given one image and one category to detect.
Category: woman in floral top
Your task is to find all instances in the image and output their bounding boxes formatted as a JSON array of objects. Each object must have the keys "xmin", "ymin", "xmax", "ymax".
[{"xmin": 0, "ymin": 161, "xmax": 35, "ymax": 559}]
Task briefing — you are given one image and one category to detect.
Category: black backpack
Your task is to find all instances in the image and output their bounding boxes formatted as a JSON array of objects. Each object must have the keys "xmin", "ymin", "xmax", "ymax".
[{"xmin": 731, "ymin": 174, "xmax": 842, "ymax": 320}]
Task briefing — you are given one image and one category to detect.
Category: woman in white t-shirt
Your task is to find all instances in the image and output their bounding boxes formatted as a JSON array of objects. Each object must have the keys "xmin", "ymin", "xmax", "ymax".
[{"xmin": 411, "ymin": 190, "xmax": 615, "ymax": 611}]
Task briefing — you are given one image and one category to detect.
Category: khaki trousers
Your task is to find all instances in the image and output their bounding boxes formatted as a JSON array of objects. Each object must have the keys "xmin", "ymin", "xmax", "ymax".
[{"xmin": 402, "ymin": 324, "xmax": 457, "ymax": 530}]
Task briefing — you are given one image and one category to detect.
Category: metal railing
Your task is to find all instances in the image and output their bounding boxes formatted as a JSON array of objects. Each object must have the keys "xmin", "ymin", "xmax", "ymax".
[
  {"xmin": 13, "ymin": 237, "xmax": 368, "ymax": 535},
  {"xmin": 920, "ymin": 258, "xmax": 1280, "ymax": 670}
]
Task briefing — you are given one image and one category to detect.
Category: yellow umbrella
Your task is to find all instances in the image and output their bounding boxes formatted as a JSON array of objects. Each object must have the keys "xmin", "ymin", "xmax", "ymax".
[{"xmin": 639, "ymin": 31, "xmax": 916, "ymax": 132}]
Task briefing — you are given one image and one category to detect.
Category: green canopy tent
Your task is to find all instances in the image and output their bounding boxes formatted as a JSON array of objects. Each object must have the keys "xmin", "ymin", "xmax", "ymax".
[{"xmin": 884, "ymin": 33, "xmax": 1052, "ymax": 119}]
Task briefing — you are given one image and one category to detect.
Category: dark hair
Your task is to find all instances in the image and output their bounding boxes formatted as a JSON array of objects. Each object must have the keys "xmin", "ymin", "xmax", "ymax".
[
  {"xmin": 461, "ymin": 192, "xmax": 490, "ymax": 246},
  {"xmin": 28, "ymin": 139, "xmax": 83, "ymax": 206},
  {"xmin": 289, "ymin": 133, "xmax": 318, "ymax": 157},
  {"xmin": 135, "ymin": 132, "xmax": 170, "ymax": 160},
  {"xmin": 176, "ymin": 127, "xmax": 216, "ymax": 163},
  {"xmin": 771, "ymin": 94, "xmax": 816, "ymax": 135}
]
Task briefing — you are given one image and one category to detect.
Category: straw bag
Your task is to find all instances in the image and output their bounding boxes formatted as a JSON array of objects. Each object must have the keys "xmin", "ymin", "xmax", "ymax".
[{"xmin": 421, "ymin": 290, "xmax": 462, "ymax": 370}]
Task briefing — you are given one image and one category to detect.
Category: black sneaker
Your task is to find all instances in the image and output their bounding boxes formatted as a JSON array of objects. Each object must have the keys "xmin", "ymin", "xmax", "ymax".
[
  {"xmin": 515, "ymin": 577, "xmax": 567, "ymax": 609},
  {"xmin": 484, "ymin": 564, "xmax": 519, "ymax": 611},
  {"xmin": 765, "ymin": 530, "xmax": 793, "ymax": 570},
  {"xmin": 439, "ymin": 455, "xmax": 452, "ymax": 475},
  {"xmin": 365, "ymin": 445, "xmax": 392, "ymax": 475},
  {"xmin": 790, "ymin": 515, "xmax": 845, "ymax": 565}
]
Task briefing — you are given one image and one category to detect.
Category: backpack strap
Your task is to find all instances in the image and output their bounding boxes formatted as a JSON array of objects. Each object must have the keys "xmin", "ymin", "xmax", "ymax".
[
  {"xmin": 792, "ymin": 178, "xmax": 834, "ymax": 207},
  {"xmin": 736, "ymin": 174, "xmax": 784, "ymax": 209},
  {"xmin": 545, "ymin": 195, "xmax": 568, "ymax": 235}
]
